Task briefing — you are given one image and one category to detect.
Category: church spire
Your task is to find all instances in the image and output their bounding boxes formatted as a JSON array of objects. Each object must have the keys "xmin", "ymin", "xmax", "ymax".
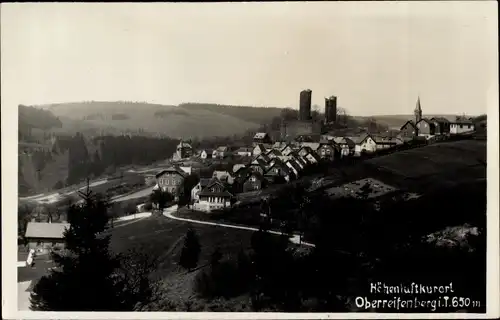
[{"xmin": 414, "ymin": 96, "xmax": 422, "ymax": 123}]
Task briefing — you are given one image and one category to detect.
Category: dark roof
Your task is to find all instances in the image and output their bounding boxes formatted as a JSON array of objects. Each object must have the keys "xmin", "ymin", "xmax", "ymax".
[
  {"xmin": 430, "ymin": 117, "xmax": 450, "ymax": 123},
  {"xmin": 265, "ymin": 160, "xmax": 292, "ymax": 176},
  {"xmin": 255, "ymin": 153, "xmax": 271, "ymax": 163},
  {"xmin": 25, "ymin": 222, "xmax": 70, "ymax": 239},
  {"xmin": 400, "ymin": 120, "xmax": 416, "ymax": 130},
  {"xmin": 450, "ymin": 119, "xmax": 474, "ymax": 125},
  {"xmin": 198, "ymin": 190, "xmax": 233, "ymax": 197},
  {"xmin": 266, "ymin": 149, "xmax": 283, "ymax": 156},
  {"xmin": 199, "ymin": 178, "xmax": 212, "ymax": 188}
]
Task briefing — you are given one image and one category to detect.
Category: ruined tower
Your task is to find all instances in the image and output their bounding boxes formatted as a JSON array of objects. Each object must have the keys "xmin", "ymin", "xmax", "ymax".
[
  {"xmin": 299, "ymin": 89, "xmax": 312, "ymax": 121},
  {"xmin": 325, "ymin": 96, "xmax": 338, "ymax": 123}
]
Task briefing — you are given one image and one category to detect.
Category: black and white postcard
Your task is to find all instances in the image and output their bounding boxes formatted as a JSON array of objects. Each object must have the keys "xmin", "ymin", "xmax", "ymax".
[{"xmin": 2, "ymin": 1, "xmax": 499, "ymax": 319}]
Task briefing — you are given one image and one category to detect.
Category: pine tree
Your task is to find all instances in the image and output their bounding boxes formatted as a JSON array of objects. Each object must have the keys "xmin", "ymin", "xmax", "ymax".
[
  {"xmin": 179, "ymin": 227, "xmax": 201, "ymax": 272},
  {"xmin": 29, "ymin": 184, "xmax": 126, "ymax": 311}
]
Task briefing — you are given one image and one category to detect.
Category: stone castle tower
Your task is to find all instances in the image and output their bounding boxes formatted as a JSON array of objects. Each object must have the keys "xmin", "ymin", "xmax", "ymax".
[{"xmin": 414, "ymin": 96, "xmax": 422, "ymax": 123}]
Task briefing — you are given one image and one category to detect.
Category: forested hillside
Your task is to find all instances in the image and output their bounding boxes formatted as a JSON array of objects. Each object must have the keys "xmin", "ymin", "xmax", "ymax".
[{"xmin": 19, "ymin": 134, "xmax": 180, "ymax": 196}]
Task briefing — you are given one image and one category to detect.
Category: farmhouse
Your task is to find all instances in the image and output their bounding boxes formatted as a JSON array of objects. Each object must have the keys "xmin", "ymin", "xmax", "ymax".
[
  {"xmin": 213, "ymin": 146, "xmax": 231, "ymax": 159},
  {"xmin": 194, "ymin": 178, "xmax": 234, "ymax": 213},
  {"xmin": 430, "ymin": 117, "xmax": 451, "ymax": 135},
  {"xmin": 249, "ymin": 158, "xmax": 268, "ymax": 174},
  {"xmin": 400, "ymin": 121, "xmax": 418, "ymax": 139},
  {"xmin": 174, "ymin": 140, "xmax": 193, "ymax": 160},
  {"xmin": 450, "ymin": 119, "xmax": 475, "ymax": 134},
  {"xmin": 242, "ymin": 171, "xmax": 267, "ymax": 192},
  {"xmin": 317, "ymin": 141, "xmax": 339, "ymax": 161},
  {"xmin": 253, "ymin": 132, "xmax": 272, "ymax": 146},
  {"xmin": 372, "ymin": 135, "xmax": 399, "ymax": 150},
  {"xmin": 332, "ymin": 137, "xmax": 355, "ymax": 157},
  {"xmin": 264, "ymin": 158, "xmax": 294, "ymax": 183},
  {"xmin": 155, "ymin": 166, "xmax": 188, "ymax": 200},
  {"xmin": 25, "ymin": 221, "xmax": 70, "ymax": 253},
  {"xmin": 415, "ymin": 118, "xmax": 436, "ymax": 137},
  {"xmin": 349, "ymin": 134, "xmax": 377, "ymax": 156}
]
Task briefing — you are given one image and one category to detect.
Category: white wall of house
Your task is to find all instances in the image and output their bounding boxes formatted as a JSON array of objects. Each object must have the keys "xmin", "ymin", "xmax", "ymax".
[
  {"xmin": 450, "ymin": 123, "xmax": 474, "ymax": 134},
  {"xmin": 194, "ymin": 197, "xmax": 232, "ymax": 212},
  {"xmin": 285, "ymin": 162, "xmax": 299, "ymax": 177},
  {"xmin": 201, "ymin": 151, "xmax": 208, "ymax": 159}
]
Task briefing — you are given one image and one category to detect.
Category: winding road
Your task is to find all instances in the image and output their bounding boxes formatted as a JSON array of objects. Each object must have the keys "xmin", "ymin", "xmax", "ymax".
[{"xmin": 162, "ymin": 205, "xmax": 315, "ymax": 247}]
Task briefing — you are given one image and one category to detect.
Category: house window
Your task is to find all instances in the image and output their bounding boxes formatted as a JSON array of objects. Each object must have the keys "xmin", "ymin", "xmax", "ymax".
[
  {"xmin": 165, "ymin": 179, "xmax": 169, "ymax": 185},
  {"xmin": 460, "ymin": 124, "xmax": 463, "ymax": 129}
]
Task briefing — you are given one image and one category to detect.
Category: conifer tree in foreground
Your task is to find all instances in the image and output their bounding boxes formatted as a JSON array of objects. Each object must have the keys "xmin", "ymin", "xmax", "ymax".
[
  {"xmin": 29, "ymin": 183, "xmax": 147, "ymax": 311},
  {"xmin": 179, "ymin": 227, "xmax": 201, "ymax": 272}
]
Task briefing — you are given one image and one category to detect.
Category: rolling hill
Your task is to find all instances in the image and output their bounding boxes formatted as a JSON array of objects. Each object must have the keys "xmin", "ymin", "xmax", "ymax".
[{"xmin": 35, "ymin": 101, "xmax": 284, "ymax": 139}]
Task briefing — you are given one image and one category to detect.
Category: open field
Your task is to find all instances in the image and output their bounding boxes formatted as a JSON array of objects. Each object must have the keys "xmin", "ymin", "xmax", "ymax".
[{"xmin": 108, "ymin": 214, "xmax": 254, "ymax": 303}]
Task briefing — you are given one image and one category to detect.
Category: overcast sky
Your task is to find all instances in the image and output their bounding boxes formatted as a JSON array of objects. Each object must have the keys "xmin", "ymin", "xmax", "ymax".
[{"xmin": 1, "ymin": 2, "xmax": 497, "ymax": 116}]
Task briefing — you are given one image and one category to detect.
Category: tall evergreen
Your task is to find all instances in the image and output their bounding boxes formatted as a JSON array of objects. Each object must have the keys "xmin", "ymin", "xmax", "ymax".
[
  {"xmin": 179, "ymin": 227, "xmax": 201, "ymax": 271},
  {"xmin": 30, "ymin": 184, "xmax": 127, "ymax": 311}
]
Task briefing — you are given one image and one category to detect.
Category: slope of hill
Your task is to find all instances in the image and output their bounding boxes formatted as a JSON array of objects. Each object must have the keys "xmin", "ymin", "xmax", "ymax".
[
  {"xmin": 36, "ymin": 101, "xmax": 278, "ymax": 139},
  {"xmin": 363, "ymin": 139, "xmax": 486, "ymax": 192}
]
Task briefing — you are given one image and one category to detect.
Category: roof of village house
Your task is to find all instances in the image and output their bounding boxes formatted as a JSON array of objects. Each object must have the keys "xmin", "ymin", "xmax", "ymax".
[
  {"xmin": 253, "ymin": 132, "xmax": 269, "ymax": 140},
  {"xmin": 401, "ymin": 120, "xmax": 416, "ymax": 129},
  {"xmin": 199, "ymin": 178, "xmax": 212, "ymax": 188},
  {"xmin": 198, "ymin": 178, "xmax": 233, "ymax": 197},
  {"xmin": 251, "ymin": 158, "xmax": 268, "ymax": 169},
  {"xmin": 254, "ymin": 143, "xmax": 267, "ymax": 152},
  {"xmin": 417, "ymin": 118, "xmax": 435, "ymax": 125},
  {"xmin": 25, "ymin": 222, "xmax": 70, "ymax": 239},
  {"xmin": 299, "ymin": 142, "xmax": 321, "ymax": 151},
  {"xmin": 155, "ymin": 166, "xmax": 188, "ymax": 178},
  {"xmin": 265, "ymin": 159, "xmax": 292, "ymax": 176},
  {"xmin": 255, "ymin": 153, "xmax": 271, "ymax": 163},
  {"xmin": 215, "ymin": 146, "xmax": 229, "ymax": 152},
  {"xmin": 213, "ymin": 170, "xmax": 233, "ymax": 181},
  {"xmin": 235, "ymin": 147, "xmax": 253, "ymax": 153},
  {"xmin": 273, "ymin": 141, "xmax": 288, "ymax": 149},
  {"xmin": 346, "ymin": 133, "xmax": 372, "ymax": 145},
  {"xmin": 332, "ymin": 136, "xmax": 355, "ymax": 147},
  {"xmin": 430, "ymin": 117, "xmax": 450, "ymax": 123},
  {"xmin": 450, "ymin": 119, "xmax": 474, "ymax": 125},
  {"xmin": 372, "ymin": 135, "xmax": 398, "ymax": 145},
  {"xmin": 232, "ymin": 164, "xmax": 246, "ymax": 173},
  {"xmin": 267, "ymin": 149, "xmax": 283, "ymax": 157}
]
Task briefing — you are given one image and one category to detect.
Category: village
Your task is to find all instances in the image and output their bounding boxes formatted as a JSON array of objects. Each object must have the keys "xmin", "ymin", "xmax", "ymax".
[
  {"xmin": 145, "ymin": 90, "xmax": 481, "ymax": 214},
  {"xmin": 20, "ymin": 89, "xmax": 485, "ymax": 257}
]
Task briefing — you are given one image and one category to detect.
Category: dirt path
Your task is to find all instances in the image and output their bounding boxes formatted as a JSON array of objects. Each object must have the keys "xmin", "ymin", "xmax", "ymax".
[{"xmin": 162, "ymin": 205, "xmax": 315, "ymax": 247}]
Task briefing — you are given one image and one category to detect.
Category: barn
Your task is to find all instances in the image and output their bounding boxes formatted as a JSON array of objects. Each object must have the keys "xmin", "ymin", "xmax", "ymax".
[{"xmin": 24, "ymin": 221, "xmax": 69, "ymax": 253}]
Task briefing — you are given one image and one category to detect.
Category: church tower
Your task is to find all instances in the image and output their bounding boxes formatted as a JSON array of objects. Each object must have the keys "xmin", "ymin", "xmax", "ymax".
[{"xmin": 414, "ymin": 96, "xmax": 423, "ymax": 123}]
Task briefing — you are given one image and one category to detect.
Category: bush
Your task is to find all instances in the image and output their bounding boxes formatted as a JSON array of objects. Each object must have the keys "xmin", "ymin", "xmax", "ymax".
[{"xmin": 194, "ymin": 259, "xmax": 250, "ymax": 299}]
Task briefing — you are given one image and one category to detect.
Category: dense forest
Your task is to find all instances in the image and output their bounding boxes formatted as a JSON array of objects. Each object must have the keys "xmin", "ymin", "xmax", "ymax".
[
  {"xmin": 19, "ymin": 134, "xmax": 180, "ymax": 195},
  {"xmin": 19, "ymin": 105, "xmax": 63, "ymax": 141}
]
